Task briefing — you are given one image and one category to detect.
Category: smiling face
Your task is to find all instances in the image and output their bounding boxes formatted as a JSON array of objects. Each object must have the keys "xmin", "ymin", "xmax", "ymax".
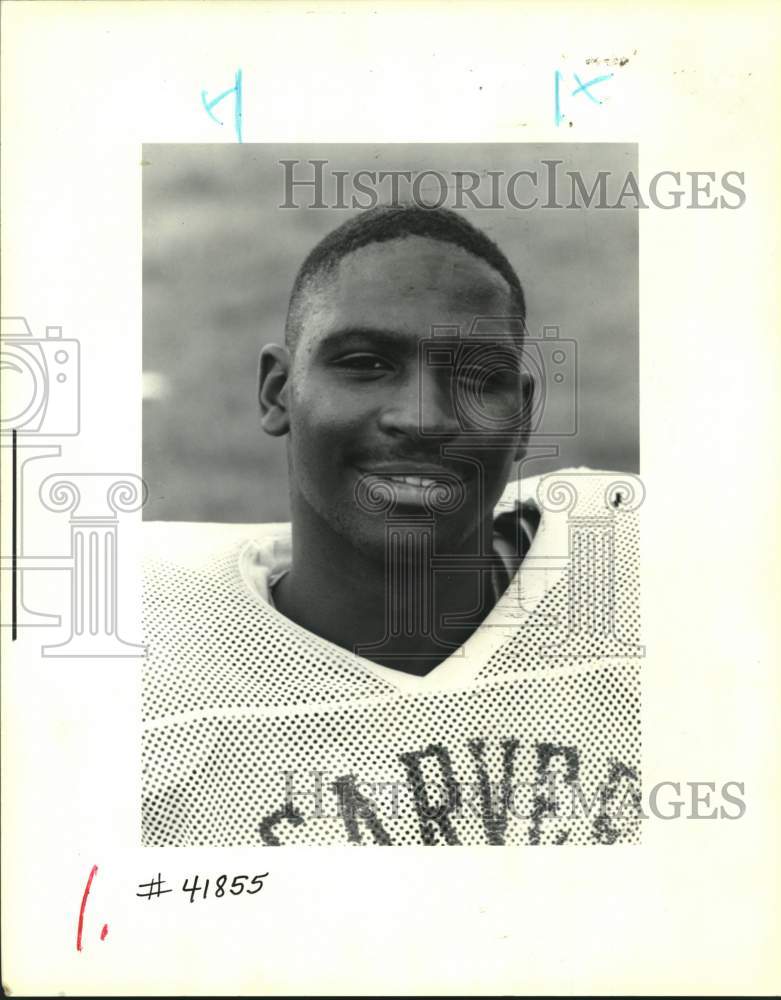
[{"xmin": 262, "ymin": 235, "xmax": 529, "ymax": 558}]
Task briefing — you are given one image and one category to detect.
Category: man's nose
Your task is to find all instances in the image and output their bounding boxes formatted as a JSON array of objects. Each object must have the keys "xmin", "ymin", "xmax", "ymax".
[{"xmin": 377, "ymin": 367, "xmax": 460, "ymax": 439}]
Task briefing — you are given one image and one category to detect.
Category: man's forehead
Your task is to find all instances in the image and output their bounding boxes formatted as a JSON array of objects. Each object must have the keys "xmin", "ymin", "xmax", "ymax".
[{"xmin": 299, "ymin": 235, "xmax": 517, "ymax": 344}]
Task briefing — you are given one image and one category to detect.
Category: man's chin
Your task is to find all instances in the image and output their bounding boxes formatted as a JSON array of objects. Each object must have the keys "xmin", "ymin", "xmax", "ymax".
[{"xmin": 344, "ymin": 510, "xmax": 477, "ymax": 562}]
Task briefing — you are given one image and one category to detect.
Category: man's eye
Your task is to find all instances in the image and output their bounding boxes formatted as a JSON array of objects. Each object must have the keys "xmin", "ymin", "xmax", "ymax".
[
  {"xmin": 332, "ymin": 353, "xmax": 393, "ymax": 373},
  {"xmin": 456, "ymin": 366, "xmax": 519, "ymax": 388}
]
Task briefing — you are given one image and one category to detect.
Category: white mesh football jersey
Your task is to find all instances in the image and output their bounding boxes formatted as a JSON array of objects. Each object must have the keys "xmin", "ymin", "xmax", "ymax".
[{"xmin": 142, "ymin": 469, "xmax": 643, "ymax": 847}]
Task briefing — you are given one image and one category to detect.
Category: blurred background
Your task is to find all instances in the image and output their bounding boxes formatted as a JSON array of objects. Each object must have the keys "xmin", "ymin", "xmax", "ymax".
[{"xmin": 143, "ymin": 144, "xmax": 638, "ymax": 522}]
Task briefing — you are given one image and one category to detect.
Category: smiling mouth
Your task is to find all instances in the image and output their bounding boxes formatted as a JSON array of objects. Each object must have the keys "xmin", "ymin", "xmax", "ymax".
[
  {"xmin": 353, "ymin": 466, "xmax": 469, "ymax": 514},
  {"xmin": 355, "ymin": 467, "xmax": 465, "ymax": 507},
  {"xmin": 367, "ymin": 473, "xmax": 444, "ymax": 489},
  {"xmin": 357, "ymin": 465, "xmax": 459, "ymax": 484}
]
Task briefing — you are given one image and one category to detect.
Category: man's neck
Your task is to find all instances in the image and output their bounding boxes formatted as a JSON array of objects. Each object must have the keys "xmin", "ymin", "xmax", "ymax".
[{"xmin": 272, "ymin": 495, "xmax": 502, "ymax": 677}]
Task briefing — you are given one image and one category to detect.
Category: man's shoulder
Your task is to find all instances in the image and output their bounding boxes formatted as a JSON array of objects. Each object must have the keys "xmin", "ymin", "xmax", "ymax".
[
  {"xmin": 497, "ymin": 466, "xmax": 640, "ymax": 513},
  {"xmin": 143, "ymin": 520, "xmax": 290, "ymax": 544},
  {"xmin": 143, "ymin": 519, "xmax": 291, "ymax": 568}
]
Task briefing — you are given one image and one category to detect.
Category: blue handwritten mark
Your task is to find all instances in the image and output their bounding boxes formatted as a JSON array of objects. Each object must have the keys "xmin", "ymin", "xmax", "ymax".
[
  {"xmin": 201, "ymin": 69, "xmax": 243, "ymax": 143},
  {"xmin": 554, "ymin": 69, "xmax": 564, "ymax": 126},
  {"xmin": 571, "ymin": 71, "xmax": 614, "ymax": 105},
  {"xmin": 555, "ymin": 68, "xmax": 614, "ymax": 126}
]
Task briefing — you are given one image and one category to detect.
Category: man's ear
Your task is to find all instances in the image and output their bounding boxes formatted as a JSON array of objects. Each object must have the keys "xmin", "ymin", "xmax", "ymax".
[
  {"xmin": 258, "ymin": 344, "xmax": 291, "ymax": 437},
  {"xmin": 514, "ymin": 371, "xmax": 535, "ymax": 461}
]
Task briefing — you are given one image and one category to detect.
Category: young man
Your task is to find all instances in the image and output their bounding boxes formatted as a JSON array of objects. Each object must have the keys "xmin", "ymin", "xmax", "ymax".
[{"xmin": 142, "ymin": 205, "xmax": 642, "ymax": 847}]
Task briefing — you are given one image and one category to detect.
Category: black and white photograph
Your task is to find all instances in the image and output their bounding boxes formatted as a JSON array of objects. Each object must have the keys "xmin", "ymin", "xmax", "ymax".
[
  {"xmin": 142, "ymin": 144, "xmax": 642, "ymax": 846},
  {"xmin": 3, "ymin": 2, "xmax": 779, "ymax": 994}
]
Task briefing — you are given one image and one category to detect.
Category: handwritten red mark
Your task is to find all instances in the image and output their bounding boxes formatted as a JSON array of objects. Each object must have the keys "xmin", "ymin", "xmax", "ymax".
[{"xmin": 77, "ymin": 864, "xmax": 108, "ymax": 951}]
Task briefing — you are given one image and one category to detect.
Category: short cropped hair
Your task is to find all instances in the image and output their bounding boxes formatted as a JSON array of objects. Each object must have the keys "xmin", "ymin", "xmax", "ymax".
[{"xmin": 284, "ymin": 204, "xmax": 526, "ymax": 350}]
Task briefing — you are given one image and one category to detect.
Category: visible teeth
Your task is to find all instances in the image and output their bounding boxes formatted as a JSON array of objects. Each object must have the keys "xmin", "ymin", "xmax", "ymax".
[{"xmin": 383, "ymin": 474, "xmax": 438, "ymax": 488}]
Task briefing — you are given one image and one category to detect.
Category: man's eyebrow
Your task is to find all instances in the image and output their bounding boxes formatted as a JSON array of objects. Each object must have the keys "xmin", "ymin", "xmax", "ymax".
[
  {"xmin": 315, "ymin": 324, "xmax": 524, "ymax": 354},
  {"xmin": 315, "ymin": 326, "xmax": 414, "ymax": 351}
]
